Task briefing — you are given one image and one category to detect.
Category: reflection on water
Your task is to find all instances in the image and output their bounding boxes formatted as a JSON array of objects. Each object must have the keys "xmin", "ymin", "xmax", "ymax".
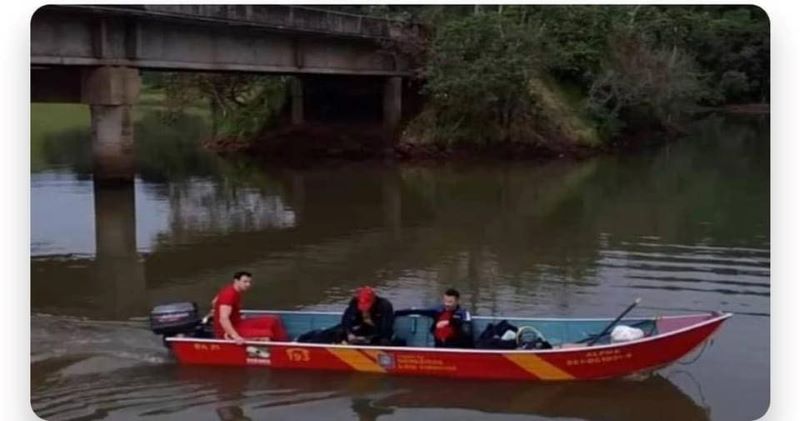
[
  {"xmin": 31, "ymin": 354, "xmax": 710, "ymax": 421},
  {"xmin": 93, "ymin": 182, "xmax": 146, "ymax": 319},
  {"xmin": 30, "ymin": 107, "xmax": 769, "ymax": 420}
]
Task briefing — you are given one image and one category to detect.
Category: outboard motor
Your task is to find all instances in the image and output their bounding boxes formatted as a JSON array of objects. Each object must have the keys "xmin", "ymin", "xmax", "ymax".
[{"xmin": 149, "ymin": 302, "xmax": 208, "ymax": 347}]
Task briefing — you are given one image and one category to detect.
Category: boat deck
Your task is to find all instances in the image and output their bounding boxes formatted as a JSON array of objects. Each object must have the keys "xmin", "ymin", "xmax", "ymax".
[{"xmin": 244, "ymin": 310, "xmax": 659, "ymax": 348}]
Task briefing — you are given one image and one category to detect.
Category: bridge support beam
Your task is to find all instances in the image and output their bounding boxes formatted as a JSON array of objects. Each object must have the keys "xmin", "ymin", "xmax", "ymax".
[
  {"xmin": 382, "ymin": 76, "xmax": 402, "ymax": 157},
  {"xmin": 81, "ymin": 66, "xmax": 141, "ymax": 184},
  {"xmin": 290, "ymin": 77, "xmax": 304, "ymax": 125},
  {"xmin": 383, "ymin": 76, "xmax": 402, "ymax": 132}
]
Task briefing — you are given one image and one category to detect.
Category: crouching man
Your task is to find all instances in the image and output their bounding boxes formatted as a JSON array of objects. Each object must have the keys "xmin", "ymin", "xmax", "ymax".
[{"xmin": 211, "ymin": 271, "xmax": 287, "ymax": 344}]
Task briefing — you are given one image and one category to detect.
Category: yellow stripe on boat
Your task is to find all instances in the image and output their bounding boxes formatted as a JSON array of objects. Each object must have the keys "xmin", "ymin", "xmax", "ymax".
[
  {"xmin": 361, "ymin": 349, "xmax": 383, "ymax": 361},
  {"xmin": 504, "ymin": 353, "xmax": 574, "ymax": 380},
  {"xmin": 328, "ymin": 348, "xmax": 386, "ymax": 373}
]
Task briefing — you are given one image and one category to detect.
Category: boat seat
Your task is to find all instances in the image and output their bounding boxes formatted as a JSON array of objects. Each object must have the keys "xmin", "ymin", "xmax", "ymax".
[{"xmin": 393, "ymin": 315, "xmax": 436, "ymax": 348}]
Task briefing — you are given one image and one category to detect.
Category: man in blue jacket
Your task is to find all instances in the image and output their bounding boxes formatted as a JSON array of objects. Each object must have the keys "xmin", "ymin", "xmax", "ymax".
[{"xmin": 395, "ymin": 288, "xmax": 473, "ymax": 348}]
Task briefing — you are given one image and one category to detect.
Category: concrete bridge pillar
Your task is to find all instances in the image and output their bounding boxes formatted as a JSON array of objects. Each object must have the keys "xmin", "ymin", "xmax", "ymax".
[
  {"xmin": 383, "ymin": 76, "xmax": 402, "ymax": 132},
  {"xmin": 290, "ymin": 77, "xmax": 304, "ymax": 125},
  {"xmin": 81, "ymin": 66, "xmax": 141, "ymax": 184},
  {"xmin": 383, "ymin": 76, "xmax": 402, "ymax": 157}
]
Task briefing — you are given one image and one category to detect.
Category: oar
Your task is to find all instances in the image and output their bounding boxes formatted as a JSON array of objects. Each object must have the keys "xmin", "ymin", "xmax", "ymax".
[{"xmin": 586, "ymin": 298, "xmax": 642, "ymax": 346}]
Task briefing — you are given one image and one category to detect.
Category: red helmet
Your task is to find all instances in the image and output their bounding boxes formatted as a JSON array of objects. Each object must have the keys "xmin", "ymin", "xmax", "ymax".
[{"xmin": 356, "ymin": 286, "xmax": 376, "ymax": 311}]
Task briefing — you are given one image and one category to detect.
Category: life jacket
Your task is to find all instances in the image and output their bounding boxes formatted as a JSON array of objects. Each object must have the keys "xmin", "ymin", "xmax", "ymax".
[{"xmin": 429, "ymin": 305, "xmax": 473, "ymax": 347}]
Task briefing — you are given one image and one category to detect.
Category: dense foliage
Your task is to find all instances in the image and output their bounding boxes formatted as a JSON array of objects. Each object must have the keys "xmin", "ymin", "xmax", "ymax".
[{"xmin": 399, "ymin": 5, "xmax": 769, "ymax": 148}]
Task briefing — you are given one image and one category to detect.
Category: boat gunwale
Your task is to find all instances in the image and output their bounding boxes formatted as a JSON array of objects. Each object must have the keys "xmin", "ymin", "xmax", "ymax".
[
  {"xmin": 166, "ymin": 312, "xmax": 733, "ymax": 355},
  {"xmin": 241, "ymin": 309, "xmax": 721, "ymax": 322}
]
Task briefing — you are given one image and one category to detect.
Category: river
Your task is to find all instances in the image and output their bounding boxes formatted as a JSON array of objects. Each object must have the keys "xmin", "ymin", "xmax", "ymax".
[{"xmin": 31, "ymin": 104, "xmax": 769, "ymax": 420}]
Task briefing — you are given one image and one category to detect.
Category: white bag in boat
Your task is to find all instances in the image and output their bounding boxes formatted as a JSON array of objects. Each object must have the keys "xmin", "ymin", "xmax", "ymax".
[
  {"xmin": 610, "ymin": 325, "xmax": 645, "ymax": 343},
  {"xmin": 500, "ymin": 330, "xmax": 518, "ymax": 341}
]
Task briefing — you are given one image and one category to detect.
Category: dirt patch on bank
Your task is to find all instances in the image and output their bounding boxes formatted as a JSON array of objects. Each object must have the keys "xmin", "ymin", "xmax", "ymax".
[
  {"xmin": 204, "ymin": 123, "xmax": 389, "ymax": 160},
  {"xmin": 204, "ymin": 123, "xmax": 602, "ymax": 162},
  {"xmin": 724, "ymin": 103, "xmax": 770, "ymax": 114}
]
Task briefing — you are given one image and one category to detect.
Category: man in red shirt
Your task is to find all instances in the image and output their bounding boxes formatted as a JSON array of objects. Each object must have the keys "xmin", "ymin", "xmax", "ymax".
[{"xmin": 211, "ymin": 271, "xmax": 287, "ymax": 344}]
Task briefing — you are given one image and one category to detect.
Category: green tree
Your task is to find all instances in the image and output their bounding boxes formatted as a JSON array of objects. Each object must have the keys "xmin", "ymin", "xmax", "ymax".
[
  {"xmin": 419, "ymin": 13, "xmax": 545, "ymax": 145},
  {"xmin": 161, "ymin": 73, "xmax": 290, "ymax": 141}
]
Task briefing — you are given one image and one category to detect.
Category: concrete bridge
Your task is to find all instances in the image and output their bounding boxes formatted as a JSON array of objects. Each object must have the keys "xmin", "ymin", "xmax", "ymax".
[{"xmin": 31, "ymin": 5, "xmax": 420, "ymax": 182}]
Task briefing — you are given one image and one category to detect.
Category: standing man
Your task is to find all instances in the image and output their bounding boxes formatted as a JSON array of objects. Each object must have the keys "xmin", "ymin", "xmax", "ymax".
[
  {"xmin": 212, "ymin": 271, "xmax": 287, "ymax": 344},
  {"xmin": 395, "ymin": 288, "xmax": 473, "ymax": 348},
  {"xmin": 341, "ymin": 286, "xmax": 395, "ymax": 345}
]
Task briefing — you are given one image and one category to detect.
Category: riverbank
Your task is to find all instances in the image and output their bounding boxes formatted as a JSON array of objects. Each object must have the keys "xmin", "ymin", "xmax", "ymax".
[
  {"xmin": 203, "ymin": 122, "xmax": 599, "ymax": 162},
  {"xmin": 202, "ymin": 120, "xmax": 680, "ymax": 163},
  {"xmin": 724, "ymin": 103, "xmax": 770, "ymax": 114},
  {"xmin": 202, "ymin": 98, "xmax": 769, "ymax": 163}
]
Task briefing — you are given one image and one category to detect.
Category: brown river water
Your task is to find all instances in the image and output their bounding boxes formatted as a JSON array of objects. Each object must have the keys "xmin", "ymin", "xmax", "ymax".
[{"xmin": 31, "ymin": 107, "xmax": 769, "ymax": 420}]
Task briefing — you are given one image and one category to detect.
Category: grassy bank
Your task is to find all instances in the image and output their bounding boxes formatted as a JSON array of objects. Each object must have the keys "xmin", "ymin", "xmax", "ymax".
[
  {"xmin": 31, "ymin": 104, "xmax": 91, "ymax": 171},
  {"xmin": 30, "ymin": 88, "xmax": 212, "ymax": 172}
]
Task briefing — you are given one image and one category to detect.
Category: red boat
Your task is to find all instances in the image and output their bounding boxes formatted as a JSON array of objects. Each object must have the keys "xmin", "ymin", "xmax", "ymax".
[{"xmin": 151, "ymin": 306, "xmax": 731, "ymax": 381}]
